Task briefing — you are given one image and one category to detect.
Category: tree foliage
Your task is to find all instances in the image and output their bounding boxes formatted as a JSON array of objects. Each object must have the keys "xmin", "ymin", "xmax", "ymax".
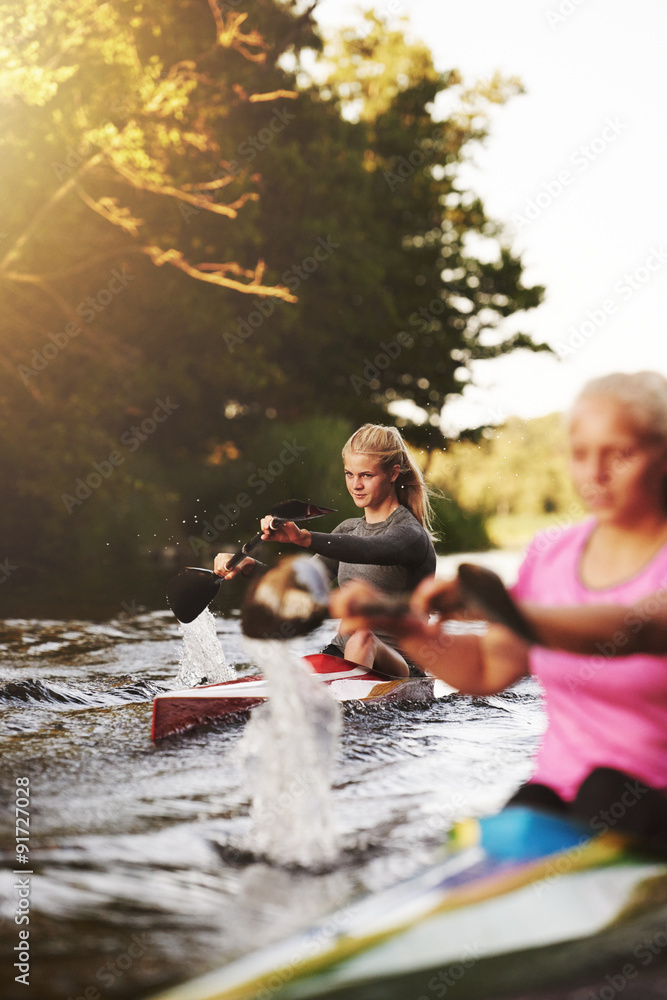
[
  {"xmin": 0, "ymin": 0, "xmax": 547, "ymax": 575},
  {"xmin": 312, "ymin": 12, "xmax": 546, "ymax": 440},
  {"xmin": 0, "ymin": 1, "xmax": 300, "ymax": 370}
]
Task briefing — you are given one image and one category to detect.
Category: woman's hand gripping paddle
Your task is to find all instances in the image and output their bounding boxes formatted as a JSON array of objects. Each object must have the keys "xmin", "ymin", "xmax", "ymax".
[{"xmin": 166, "ymin": 500, "xmax": 335, "ymax": 623}]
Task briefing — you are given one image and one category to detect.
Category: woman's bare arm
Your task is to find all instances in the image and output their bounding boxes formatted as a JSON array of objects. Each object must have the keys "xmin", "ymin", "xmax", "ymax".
[{"xmin": 524, "ymin": 600, "xmax": 667, "ymax": 656}]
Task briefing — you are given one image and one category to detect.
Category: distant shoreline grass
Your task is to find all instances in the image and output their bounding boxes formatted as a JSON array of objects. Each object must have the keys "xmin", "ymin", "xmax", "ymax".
[{"xmin": 486, "ymin": 512, "xmax": 575, "ymax": 550}]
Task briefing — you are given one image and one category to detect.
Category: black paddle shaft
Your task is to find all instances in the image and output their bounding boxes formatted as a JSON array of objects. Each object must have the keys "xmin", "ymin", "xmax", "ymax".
[
  {"xmin": 167, "ymin": 499, "xmax": 336, "ymax": 623},
  {"xmin": 225, "ymin": 528, "xmax": 273, "ymax": 571}
]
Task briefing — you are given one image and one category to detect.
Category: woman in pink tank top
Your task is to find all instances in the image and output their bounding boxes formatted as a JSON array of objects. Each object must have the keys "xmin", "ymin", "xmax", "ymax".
[{"xmin": 332, "ymin": 371, "xmax": 667, "ymax": 853}]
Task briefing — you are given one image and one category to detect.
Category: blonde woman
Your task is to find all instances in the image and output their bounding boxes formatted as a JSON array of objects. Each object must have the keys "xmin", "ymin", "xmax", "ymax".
[{"xmin": 216, "ymin": 424, "xmax": 437, "ymax": 677}]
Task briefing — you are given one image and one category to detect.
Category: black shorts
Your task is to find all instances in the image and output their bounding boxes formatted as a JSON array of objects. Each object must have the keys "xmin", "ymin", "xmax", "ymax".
[
  {"xmin": 508, "ymin": 766, "xmax": 667, "ymax": 856},
  {"xmin": 319, "ymin": 642, "xmax": 345, "ymax": 659}
]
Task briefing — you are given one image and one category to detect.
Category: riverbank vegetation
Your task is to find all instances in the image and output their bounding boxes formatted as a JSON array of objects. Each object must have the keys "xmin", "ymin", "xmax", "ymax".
[{"xmin": 0, "ymin": 1, "xmax": 551, "ymax": 592}]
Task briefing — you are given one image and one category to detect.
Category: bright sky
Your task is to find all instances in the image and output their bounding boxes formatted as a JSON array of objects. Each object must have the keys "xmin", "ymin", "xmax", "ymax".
[{"xmin": 313, "ymin": 0, "xmax": 667, "ymax": 433}]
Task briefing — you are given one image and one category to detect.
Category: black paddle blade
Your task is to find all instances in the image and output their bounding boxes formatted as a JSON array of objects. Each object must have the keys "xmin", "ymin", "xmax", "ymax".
[
  {"xmin": 268, "ymin": 499, "xmax": 337, "ymax": 521},
  {"xmin": 457, "ymin": 563, "xmax": 539, "ymax": 644},
  {"xmin": 166, "ymin": 499, "xmax": 336, "ymax": 623},
  {"xmin": 167, "ymin": 567, "xmax": 222, "ymax": 624},
  {"xmin": 241, "ymin": 555, "xmax": 330, "ymax": 640}
]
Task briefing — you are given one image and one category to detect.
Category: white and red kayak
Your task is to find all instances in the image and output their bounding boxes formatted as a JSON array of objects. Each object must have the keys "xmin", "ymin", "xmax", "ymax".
[{"xmin": 151, "ymin": 653, "xmax": 453, "ymax": 740}]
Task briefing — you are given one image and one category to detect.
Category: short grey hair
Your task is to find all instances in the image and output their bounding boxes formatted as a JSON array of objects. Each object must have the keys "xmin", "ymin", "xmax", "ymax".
[{"xmin": 570, "ymin": 371, "xmax": 667, "ymax": 440}]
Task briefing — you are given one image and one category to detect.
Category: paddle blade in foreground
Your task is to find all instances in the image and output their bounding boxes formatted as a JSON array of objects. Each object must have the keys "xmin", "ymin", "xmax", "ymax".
[
  {"xmin": 458, "ymin": 563, "xmax": 540, "ymax": 644},
  {"xmin": 167, "ymin": 567, "xmax": 222, "ymax": 624},
  {"xmin": 241, "ymin": 555, "xmax": 330, "ymax": 639}
]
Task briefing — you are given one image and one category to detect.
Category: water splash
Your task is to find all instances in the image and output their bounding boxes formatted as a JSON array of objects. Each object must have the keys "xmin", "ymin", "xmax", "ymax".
[
  {"xmin": 174, "ymin": 609, "xmax": 234, "ymax": 688},
  {"xmin": 239, "ymin": 639, "xmax": 342, "ymax": 869}
]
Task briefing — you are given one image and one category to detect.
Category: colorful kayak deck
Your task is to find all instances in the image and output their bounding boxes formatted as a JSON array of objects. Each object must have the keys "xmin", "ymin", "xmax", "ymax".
[
  {"xmin": 146, "ymin": 808, "xmax": 667, "ymax": 1000},
  {"xmin": 151, "ymin": 653, "xmax": 454, "ymax": 739}
]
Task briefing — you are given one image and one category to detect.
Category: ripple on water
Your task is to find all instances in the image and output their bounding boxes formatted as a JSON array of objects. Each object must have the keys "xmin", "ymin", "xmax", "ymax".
[{"xmin": 0, "ymin": 611, "xmax": 549, "ymax": 1000}]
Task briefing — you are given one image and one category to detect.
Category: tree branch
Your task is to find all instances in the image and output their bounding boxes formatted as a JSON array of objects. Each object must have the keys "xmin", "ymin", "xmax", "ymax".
[
  {"xmin": 144, "ymin": 247, "xmax": 297, "ymax": 302},
  {"xmin": 265, "ymin": 2, "xmax": 320, "ymax": 68},
  {"xmin": 4, "ymin": 272, "xmax": 128, "ymax": 358},
  {"xmin": 2, "ymin": 247, "xmax": 147, "ymax": 284},
  {"xmin": 248, "ymin": 90, "xmax": 298, "ymax": 103},
  {"xmin": 110, "ymin": 160, "xmax": 255, "ymax": 218},
  {"xmin": 0, "ymin": 153, "xmax": 104, "ymax": 273},
  {"xmin": 206, "ymin": 3, "xmax": 268, "ymax": 62},
  {"xmin": 76, "ymin": 186, "xmax": 144, "ymax": 237},
  {"xmin": 182, "ymin": 174, "xmax": 237, "ymax": 192}
]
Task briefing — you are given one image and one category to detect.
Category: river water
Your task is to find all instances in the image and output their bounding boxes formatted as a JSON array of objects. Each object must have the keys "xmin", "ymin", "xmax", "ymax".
[{"xmin": 1, "ymin": 558, "xmax": 666, "ymax": 1000}]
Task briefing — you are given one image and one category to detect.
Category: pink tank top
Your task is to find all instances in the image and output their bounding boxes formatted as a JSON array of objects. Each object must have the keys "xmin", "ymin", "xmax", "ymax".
[{"xmin": 512, "ymin": 520, "xmax": 667, "ymax": 801}]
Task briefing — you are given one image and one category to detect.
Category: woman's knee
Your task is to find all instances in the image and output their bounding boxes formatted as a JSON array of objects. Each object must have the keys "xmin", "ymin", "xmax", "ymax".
[{"xmin": 343, "ymin": 629, "xmax": 377, "ymax": 667}]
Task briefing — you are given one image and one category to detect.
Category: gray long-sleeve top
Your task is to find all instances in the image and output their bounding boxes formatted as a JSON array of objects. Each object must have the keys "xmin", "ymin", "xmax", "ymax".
[
  {"xmin": 308, "ymin": 504, "xmax": 436, "ymax": 593},
  {"xmin": 307, "ymin": 504, "xmax": 435, "ymax": 655}
]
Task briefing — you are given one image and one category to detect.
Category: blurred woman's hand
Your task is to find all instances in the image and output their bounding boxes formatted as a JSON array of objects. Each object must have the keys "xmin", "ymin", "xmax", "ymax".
[
  {"xmin": 330, "ymin": 580, "xmax": 427, "ymax": 639},
  {"xmin": 329, "ymin": 580, "xmax": 383, "ymax": 622}
]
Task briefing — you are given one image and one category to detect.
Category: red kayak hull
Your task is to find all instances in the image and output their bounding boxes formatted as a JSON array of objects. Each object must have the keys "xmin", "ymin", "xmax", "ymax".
[{"xmin": 151, "ymin": 654, "xmax": 451, "ymax": 739}]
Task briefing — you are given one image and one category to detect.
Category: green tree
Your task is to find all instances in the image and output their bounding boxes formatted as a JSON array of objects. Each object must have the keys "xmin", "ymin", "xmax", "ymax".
[
  {"xmin": 203, "ymin": 9, "xmax": 547, "ymax": 452},
  {"xmin": 0, "ymin": 0, "xmax": 318, "ymax": 567},
  {"xmin": 0, "ymin": 0, "xmax": 297, "ymax": 327},
  {"xmin": 0, "ymin": 1, "xmax": 548, "ymax": 576},
  {"xmin": 313, "ymin": 12, "xmax": 547, "ymax": 438}
]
